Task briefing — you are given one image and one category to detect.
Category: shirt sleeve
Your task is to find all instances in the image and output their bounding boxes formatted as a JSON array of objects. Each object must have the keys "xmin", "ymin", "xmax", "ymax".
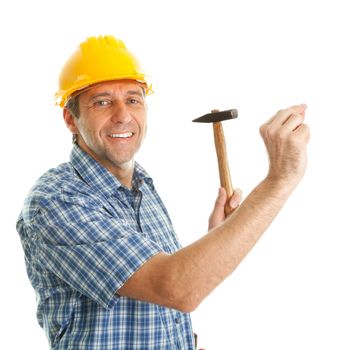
[{"xmin": 33, "ymin": 194, "xmax": 163, "ymax": 309}]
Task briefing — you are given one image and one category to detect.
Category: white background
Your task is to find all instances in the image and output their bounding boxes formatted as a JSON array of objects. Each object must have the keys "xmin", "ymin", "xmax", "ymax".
[{"xmin": 1, "ymin": 0, "xmax": 345, "ymax": 349}]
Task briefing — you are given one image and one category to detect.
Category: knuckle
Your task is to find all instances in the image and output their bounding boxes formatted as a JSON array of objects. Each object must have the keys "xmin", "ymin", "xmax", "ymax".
[
  {"xmin": 295, "ymin": 124, "xmax": 310, "ymax": 141},
  {"xmin": 287, "ymin": 133, "xmax": 296, "ymax": 145},
  {"xmin": 278, "ymin": 130, "xmax": 287, "ymax": 140},
  {"xmin": 267, "ymin": 126, "xmax": 277, "ymax": 138},
  {"xmin": 259, "ymin": 124, "xmax": 266, "ymax": 136},
  {"xmin": 301, "ymin": 123, "xmax": 310, "ymax": 135},
  {"xmin": 292, "ymin": 113, "xmax": 304, "ymax": 124},
  {"xmin": 235, "ymin": 188, "xmax": 243, "ymax": 197}
]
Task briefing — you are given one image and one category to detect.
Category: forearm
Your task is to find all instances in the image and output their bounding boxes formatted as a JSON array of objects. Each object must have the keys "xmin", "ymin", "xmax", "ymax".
[
  {"xmin": 119, "ymin": 104, "xmax": 309, "ymax": 312},
  {"xmin": 166, "ymin": 177, "xmax": 295, "ymax": 311}
]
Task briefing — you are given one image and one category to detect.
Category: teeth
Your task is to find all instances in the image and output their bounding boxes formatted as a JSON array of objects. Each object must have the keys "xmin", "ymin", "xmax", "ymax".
[{"xmin": 109, "ymin": 132, "xmax": 133, "ymax": 138}]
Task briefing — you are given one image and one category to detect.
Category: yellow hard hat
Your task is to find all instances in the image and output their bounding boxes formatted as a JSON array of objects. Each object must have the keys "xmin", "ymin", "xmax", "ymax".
[{"xmin": 55, "ymin": 35, "xmax": 152, "ymax": 107}]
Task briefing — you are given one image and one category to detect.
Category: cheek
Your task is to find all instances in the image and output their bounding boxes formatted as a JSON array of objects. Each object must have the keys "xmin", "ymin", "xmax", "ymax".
[
  {"xmin": 137, "ymin": 120, "xmax": 147, "ymax": 142},
  {"xmin": 138, "ymin": 112, "xmax": 147, "ymax": 134},
  {"xmin": 138, "ymin": 120, "xmax": 147, "ymax": 147},
  {"xmin": 80, "ymin": 115, "xmax": 102, "ymax": 136},
  {"xmin": 76, "ymin": 119, "xmax": 99, "ymax": 145}
]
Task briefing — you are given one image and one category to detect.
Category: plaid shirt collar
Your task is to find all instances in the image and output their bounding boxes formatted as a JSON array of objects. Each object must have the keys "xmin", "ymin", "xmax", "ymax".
[{"xmin": 70, "ymin": 144, "xmax": 154, "ymax": 198}]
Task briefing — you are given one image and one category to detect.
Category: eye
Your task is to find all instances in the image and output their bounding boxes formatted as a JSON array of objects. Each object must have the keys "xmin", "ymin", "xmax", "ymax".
[
  {"xmin": 128, "ymin": 98, "xmax": 139, "ymax": 104},
  {"xmin": 94, "ymin": 99, "xmax": 111, "ymax": 107}
]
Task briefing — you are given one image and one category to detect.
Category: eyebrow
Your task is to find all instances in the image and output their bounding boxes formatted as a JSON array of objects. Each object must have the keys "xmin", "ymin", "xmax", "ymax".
[
  {"xmin": 89, "ymin": 92, "xmax": 113, "ymax": 102},
  {"xmin": 126, "ymin": 89, "xmax": 145, "ymax": 98},
  {"xmin": 88, "ymin": 89, "xmax": 144, "ymax": 102}
]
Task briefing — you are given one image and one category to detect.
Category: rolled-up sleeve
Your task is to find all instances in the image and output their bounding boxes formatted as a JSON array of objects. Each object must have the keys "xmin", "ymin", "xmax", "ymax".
[{"xmin": 34, "ymin": 196, "xmax": 162, "ymax": 309}]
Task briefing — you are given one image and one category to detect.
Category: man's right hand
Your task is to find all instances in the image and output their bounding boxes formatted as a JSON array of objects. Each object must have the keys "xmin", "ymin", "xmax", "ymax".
[{"xmin": 259, "ymin": 104, "xmax": 310, "ymax": 190}]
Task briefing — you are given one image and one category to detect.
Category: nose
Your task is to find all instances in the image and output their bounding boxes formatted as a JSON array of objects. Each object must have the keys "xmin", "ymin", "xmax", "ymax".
[{"xmin": 110, "ymin": 102, "xmax": 132, "ymax": 124}]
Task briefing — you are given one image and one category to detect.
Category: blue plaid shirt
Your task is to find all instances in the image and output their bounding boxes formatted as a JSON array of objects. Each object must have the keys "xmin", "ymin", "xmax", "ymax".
[{"xmin": 16, "ymin": 145, "xmax": 195, "ymax": 349}]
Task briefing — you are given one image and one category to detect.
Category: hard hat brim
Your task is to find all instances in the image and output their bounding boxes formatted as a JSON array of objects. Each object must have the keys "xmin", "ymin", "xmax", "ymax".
[{"xmin": 55, "ymin": 76, "xmax": 152, "ymax": 107}]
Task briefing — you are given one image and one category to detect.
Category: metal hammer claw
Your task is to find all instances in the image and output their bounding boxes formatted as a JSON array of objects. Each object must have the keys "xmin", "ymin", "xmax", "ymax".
[{"xmin": 193, "ymin": 109, "xmax": 238, "ymax": 215}]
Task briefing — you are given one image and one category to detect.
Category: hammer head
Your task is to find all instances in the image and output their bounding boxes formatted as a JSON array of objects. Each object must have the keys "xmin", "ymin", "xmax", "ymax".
[{"xmin": 192, "ymin": 109, "xmax": 238, "ymax": 123}]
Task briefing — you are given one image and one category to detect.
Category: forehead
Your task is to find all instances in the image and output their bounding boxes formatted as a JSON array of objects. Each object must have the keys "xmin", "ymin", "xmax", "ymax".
[{"xmin": 79, "ymin": 80, "xmax": 145, "ymax": 100}]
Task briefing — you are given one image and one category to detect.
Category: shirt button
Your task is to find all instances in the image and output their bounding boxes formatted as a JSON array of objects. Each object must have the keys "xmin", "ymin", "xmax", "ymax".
[{"xmin": 175, "ymin": 318, "xmax": 180, "ymax": 324}]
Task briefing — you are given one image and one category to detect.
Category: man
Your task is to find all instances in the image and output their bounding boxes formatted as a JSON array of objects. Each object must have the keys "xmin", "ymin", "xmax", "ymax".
[{"xmin": 17, "ymin": 35, "xmax": 310, "ymax": 349}]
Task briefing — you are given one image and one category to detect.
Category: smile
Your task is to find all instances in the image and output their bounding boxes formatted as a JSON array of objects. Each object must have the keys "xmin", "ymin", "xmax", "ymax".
[{"xmin": 109, "ymin": 132, "xmax": 134, "ymax": 138}]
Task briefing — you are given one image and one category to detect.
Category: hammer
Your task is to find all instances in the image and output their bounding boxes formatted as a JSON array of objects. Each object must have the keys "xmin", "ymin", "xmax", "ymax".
[{"xmin": 193, "ymin": 109, "xmax": 238, "ymax": 215}]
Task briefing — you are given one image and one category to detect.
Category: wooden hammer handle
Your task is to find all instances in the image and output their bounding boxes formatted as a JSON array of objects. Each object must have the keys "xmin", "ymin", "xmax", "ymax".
[{"xmin": 213, "ymin": 121, "xmax": 234, "ymax": 214}]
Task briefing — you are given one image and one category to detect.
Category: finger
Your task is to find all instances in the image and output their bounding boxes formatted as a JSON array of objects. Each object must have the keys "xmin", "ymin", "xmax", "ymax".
[
  {"xmin": 270, "ymin": 104, "xmax": 307, "ymax": 128},
  {"xmin": 215, "ymin": 187, "xmax": 227, "ymax": 205},
  {"xmin": 260, "ymin": 104, "xmax": 307, "ymax": 138},
  {"xmin": 229, "ymin": 188, "xmax": 243, "ymax": 209},
  {"xmin": 212, "ymin": 188, "xmax": 227, "ymax": 215},
  {"xmin": 280, "ymin": 113, "xmax": 305, "ymax": 135},
  {"xmin": 293, "ymin": 123, "xmax": 310, "ymax": 143},
  {"xmin": 262, "ymin": 115, "xmax": 276, "ymax": 127},
  {"xmin": 209, "ymin": 188, "xmax": 227, "ymax": 229}
]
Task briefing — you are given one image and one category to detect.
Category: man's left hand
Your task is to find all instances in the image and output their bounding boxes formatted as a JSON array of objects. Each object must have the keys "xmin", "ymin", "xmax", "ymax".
[{"xmin": 208, "ymin": 188, "xmax": 242, "ymax": 230}]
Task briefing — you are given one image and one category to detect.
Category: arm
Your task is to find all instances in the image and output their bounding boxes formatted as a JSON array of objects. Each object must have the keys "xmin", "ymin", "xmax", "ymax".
[{"xmin": 118, "ymin": 104, "xmax": 310, "ymax": 312}]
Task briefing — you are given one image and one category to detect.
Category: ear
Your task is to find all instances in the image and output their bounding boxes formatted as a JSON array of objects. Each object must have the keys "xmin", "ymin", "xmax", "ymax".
[{"xmin": 63, "ymin": 108, "xmax": 80, "ymax": 135}]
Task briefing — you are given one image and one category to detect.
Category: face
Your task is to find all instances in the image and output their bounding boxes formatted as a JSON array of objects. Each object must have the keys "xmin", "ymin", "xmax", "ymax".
[{"xmin": 64, "ymin": 80, "xmax": 147, "ymax": 175}]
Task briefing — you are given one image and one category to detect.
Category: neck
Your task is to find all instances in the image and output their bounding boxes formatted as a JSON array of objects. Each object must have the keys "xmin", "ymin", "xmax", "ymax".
[
  {"xmin": 111, "ymin": 161, "xmax": 135, "ymax": 189},
  {"xmin": 75, "ymin": 140, "xmax": 135, "ymax": 189}
]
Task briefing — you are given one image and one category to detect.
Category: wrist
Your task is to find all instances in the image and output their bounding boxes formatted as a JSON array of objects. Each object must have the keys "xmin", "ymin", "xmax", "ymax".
[{"xmin": 262, "ymin": 174, "xmax": 298, "ymax": 199}]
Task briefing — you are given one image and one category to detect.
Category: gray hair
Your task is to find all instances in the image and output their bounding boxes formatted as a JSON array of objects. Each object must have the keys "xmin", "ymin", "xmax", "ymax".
[
  {"xmin": 66, "ymin": 94, "xmax": 80, "ymax": 118},
  {"xmin": 65, "ymin": 94, "xmax": 80, "ymax": 143}
]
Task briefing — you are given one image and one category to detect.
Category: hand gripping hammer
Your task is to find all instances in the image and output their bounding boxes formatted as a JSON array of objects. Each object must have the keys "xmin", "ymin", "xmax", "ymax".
[{"xmin": 193, "ymin": 109, "xmax": 238, "ymax": 215}]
